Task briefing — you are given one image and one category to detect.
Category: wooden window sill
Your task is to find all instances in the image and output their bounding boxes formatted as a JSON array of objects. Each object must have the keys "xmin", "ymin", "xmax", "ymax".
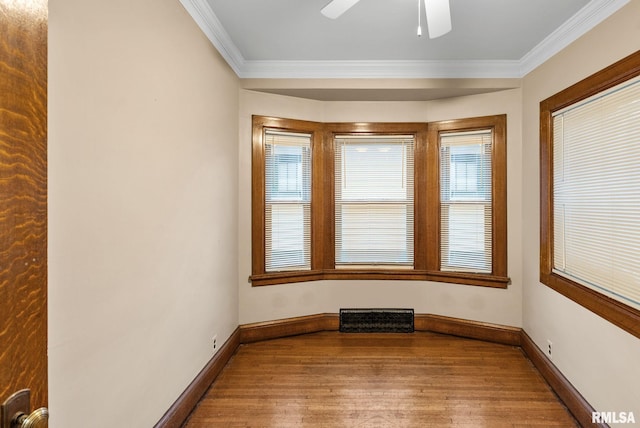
[{"xmin": 250, "ymin": 269, "xmax": 510, "ymax": 288}]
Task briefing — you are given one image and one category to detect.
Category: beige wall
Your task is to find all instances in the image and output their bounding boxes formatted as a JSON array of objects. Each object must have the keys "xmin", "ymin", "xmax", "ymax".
[
  {"xmin": 48, "ymin": 0, "xmax": 239, "ymax": 426},
  {"xmin": 238, "ymin": 88, "xmax": 523, "ymax": 327},
  {"xmin": 521, "ymin": 1, "xmax": 640, "ymax": 422}
]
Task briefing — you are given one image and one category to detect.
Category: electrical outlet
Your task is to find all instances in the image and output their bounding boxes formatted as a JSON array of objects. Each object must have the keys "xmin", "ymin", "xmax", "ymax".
[
  {"xmin": 212, "ymin": 335, "xmax": 218, "ymax": 350},
  {"xmin": 547, "ymin": 340, "xmax": 553, "ymax": 360}
]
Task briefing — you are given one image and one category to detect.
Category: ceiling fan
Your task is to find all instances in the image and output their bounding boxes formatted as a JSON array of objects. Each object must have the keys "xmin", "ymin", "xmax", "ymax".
[{"xmin": 321, "ymin": 0, "xmax": 452, "ymax": 39}]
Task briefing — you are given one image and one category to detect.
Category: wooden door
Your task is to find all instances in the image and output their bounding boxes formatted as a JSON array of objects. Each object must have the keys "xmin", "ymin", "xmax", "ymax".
[{"xmin": 0, "ymin": 0, "xmax": 48, "ymax": 411}]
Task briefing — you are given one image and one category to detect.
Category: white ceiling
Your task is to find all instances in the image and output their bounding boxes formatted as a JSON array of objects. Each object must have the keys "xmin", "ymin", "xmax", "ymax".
[
  {"xmin": 180, "ymin": 0, "xmax": 629, "ymax": 100},
  {"xmin": 182, "ymin": 0, "xmax": 628, "ymax": 78},
  {"xmin": 210, "ymin": 0, "xmax": 589, "ymax": 61}
]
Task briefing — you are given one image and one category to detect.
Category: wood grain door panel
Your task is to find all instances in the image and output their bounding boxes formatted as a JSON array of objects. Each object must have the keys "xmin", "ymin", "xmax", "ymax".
[{"xmin": 0, "ymin": 0, "xmax": 48, "ymax": 410}]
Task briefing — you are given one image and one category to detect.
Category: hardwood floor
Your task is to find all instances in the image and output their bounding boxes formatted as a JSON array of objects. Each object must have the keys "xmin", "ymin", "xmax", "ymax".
[{"xmin": 184, "ymin": 332, "xmax": 578, "ymax": 427}]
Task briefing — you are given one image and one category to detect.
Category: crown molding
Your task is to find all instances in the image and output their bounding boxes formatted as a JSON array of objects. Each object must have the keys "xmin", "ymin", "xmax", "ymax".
[
  {"xmin": 239, "ymin": 59, "xmax": 522, "ymax": 79},
  {"xmin": 519, "ymin": 0, "xmax": 630, "ymax": 76},
  {"xmin": 179, "ymin": 0, "xmax": 245, "ymax": 75},
  {"xmin": 181, "ymin": 0, "xmax": 630, "ymax": 80}
]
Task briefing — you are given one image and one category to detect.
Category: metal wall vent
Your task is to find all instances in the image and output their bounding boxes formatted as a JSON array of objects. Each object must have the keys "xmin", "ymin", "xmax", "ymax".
[{"xmin": 339, "ymin": 308, "xmax": 414, "ymax": 333}]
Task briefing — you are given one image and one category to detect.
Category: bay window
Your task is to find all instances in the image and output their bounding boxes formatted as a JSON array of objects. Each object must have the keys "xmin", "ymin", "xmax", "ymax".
[{"xmin": 251, "ymin": 114, "xmax": 508, "ymax": 288}]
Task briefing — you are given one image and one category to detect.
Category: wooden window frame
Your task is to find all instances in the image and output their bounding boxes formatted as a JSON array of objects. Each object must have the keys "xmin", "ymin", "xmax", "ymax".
[
  {"xmin": 426, "ymin": 116, "xmax": 508, "ymax": 283},
  {"xmin": 252, "ymin": 115, "xmax": 509, "ymax": 288},
  {"xmin": 251, "ymin": 116, "xmax": 325, "ymax": 285},
  {"xmin": 540, "ymin": 50, "xmax": 640, "ymax": 340}
]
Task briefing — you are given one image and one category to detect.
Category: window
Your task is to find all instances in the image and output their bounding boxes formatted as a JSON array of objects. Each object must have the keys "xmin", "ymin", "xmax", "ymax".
[
  {"xmin": 264, "ymin": 131, "xmax": 311, "ymax": 272},
  {"xmin": 440, "ymin": 131, "xmax": 492, "ymax": 273},
  {"xmin": 252, "ymin": 115, "xmax": 508, "ymax": 288},
  {"xmin": 335, "ymin": 135, "xmax": 414, "ymax": 267},
  {"xmin": 540, "ymin": 50, "xmax": 640, "ymax": 339}
]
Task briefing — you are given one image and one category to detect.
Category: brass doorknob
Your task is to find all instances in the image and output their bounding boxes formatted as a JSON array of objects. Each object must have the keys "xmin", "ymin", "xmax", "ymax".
[{"xmin": 13, "ymin": 407, "xmax": 48, "ymax": 428}]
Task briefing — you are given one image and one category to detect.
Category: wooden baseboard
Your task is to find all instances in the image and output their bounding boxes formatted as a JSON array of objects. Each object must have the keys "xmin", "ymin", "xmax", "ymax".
[
  {"xmin": 520, "ymin": 331, "xmax": 604, "ymax": 428},
  {"xmin": 238, "ymin": 312, "xmax": 520, "ymax": 346},
  {"xmin": 154, "ymin": 327, "xmax": 241, "ymax": 428},
  {"xmin": 239, "ymin": 313, "xmax": 339, "ymax": 343},
  {"xmin": 414, "ymin": 314, "xmax": 522, "ymax": 346}
]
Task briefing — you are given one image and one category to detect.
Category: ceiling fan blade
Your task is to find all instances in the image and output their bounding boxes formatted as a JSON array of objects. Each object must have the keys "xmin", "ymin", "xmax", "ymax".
[
  {"xmin": 425, "ymin": 0, "xmax": 452, "ymax": 39},
  {"xmin": 321, "ymin": 0, "xmax": 361, "ymax": 19}
]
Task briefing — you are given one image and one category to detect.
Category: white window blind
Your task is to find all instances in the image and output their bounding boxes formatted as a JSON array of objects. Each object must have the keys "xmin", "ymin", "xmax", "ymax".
[
  {"xmin": 440, "ymin": 130, "xmax": 492, "ymax": 273},
  {"xmin": 265, "ymin": 130, "xmax": 311, "ymax": 272},
  {"xmin": 334, "ymin": 135, "xmax": 414, "ymax": 267},
  {"xmin": 553, "ymin": 76, "xmax": 640, "ymax": 310}
]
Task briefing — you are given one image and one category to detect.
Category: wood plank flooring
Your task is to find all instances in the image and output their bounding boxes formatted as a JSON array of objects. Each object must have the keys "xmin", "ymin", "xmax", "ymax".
[{"xmin": 184, "ymin": 332, "xmax": 577, "ymax": 427}]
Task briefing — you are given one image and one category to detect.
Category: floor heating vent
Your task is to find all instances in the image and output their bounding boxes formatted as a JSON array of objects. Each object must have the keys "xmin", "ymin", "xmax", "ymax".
[{"xmin": 339, "ymin": 308, "xmax": 414, "ymax": 333}]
